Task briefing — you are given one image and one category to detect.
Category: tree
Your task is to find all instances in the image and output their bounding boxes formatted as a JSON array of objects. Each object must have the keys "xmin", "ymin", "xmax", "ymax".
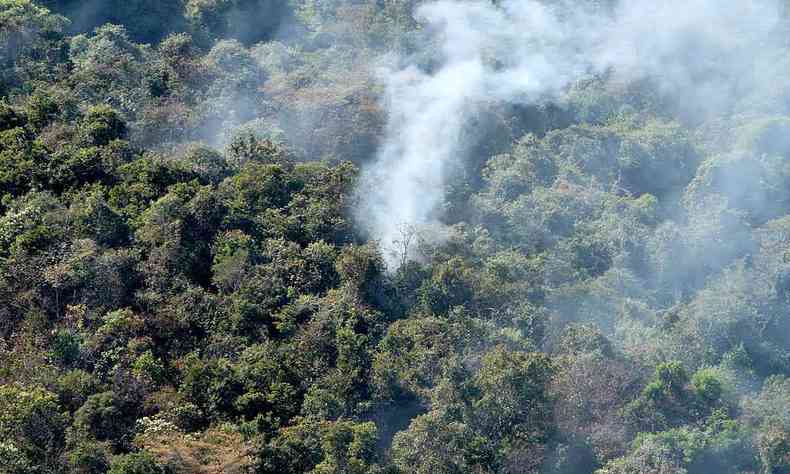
[
  {"xmin": 185, "ymin": 0, "xmax": 294, "ymax": 46},
  {"xmin": 68, "ymin": 25, "xmax": 151, "ymax": 117},
  {"xmin": 73, "ymin": 391, "xmax": 140, "ymax": 444},
  {"xmin": 65, "ymin": 441, "xmax": 110, "ymax": 474},
  {"xmin": 743, "ymin": 376, "xmax": 790, "ymax": 472},
  {"xmin": 471, "ymin": 346, "xmax": 555, "ymax": 444},
  {"xmin": 312, "ymin": 421, "xmax": 379, "ymax": 473},
  {"xmin": 390, "ymin": 411, "xmax": 478, "ymax": 474},
  {"xmin": 0, "ymin": 0, "xmax": 68, "ymax": 93},
  {"xmin": 81, "ymin": 105, "xmax": 127, "ymax": 146},
  {"xmin": 0, "ymin": 385, "xmax": 67, "ymax": 471}
]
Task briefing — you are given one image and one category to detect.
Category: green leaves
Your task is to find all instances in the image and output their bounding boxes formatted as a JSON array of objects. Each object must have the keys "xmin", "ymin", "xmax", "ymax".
[
  {"xmin": 0, "ymin": 385, "xmax": 67, "ymax": 470},
  {"xmin": 81, "ymin": 105, "xmax": 127, "ymax": 146},
  {"xmin": 2, "ymin": 2, "xmax": 790, "ymax": 473},
  {"xmin": 0, "ymin": 0, "xmax": 68, "ymax": 92}
]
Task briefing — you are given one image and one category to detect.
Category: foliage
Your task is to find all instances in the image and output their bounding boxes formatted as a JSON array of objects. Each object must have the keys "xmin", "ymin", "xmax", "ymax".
[{"xmin": 0, "ymin": 1, "xmax": 789, "ymax": 473}]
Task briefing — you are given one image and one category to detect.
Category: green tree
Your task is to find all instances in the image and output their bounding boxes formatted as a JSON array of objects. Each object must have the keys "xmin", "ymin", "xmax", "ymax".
[
  {"xmin": 0, "ymin": 385, "xmax": 67, "ymax": 471},
  {"xmin": 0, "ymin": 0, "xmax": 68, "ymax": 93}
]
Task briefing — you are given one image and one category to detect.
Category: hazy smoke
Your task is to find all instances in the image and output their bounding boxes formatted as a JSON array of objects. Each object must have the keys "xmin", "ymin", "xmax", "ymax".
[{"xmin": 356, "ymin": 0, "xmax": 784, "ymax": 269}]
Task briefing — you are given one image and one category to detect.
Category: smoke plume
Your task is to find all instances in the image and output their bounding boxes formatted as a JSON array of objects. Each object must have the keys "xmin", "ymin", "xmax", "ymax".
[{"xmin": 356, "ymin": 0, "xmax": 785, "ymax": 269}]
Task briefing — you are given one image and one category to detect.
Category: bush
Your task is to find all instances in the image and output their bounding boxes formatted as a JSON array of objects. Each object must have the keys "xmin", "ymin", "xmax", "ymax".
[{"xmin": 109, "ymin": 451, "xmax": 163, "ymax": 474}]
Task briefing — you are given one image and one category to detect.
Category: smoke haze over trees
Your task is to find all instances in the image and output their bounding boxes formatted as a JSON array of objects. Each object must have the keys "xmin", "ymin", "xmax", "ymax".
[{"xmin": 0, "ymin": 0, "xmax": 789, "ymax": 472}]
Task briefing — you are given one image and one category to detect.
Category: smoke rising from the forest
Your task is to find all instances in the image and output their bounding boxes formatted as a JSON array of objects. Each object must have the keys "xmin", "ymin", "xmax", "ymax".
[{"xmin": 356, "ymin": 0, "xmax": 785, "ymax": 269}]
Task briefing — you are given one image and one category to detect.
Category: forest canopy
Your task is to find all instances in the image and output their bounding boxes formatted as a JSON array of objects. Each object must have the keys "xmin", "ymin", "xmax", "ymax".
[{"xmin": 0, "ymin": 0, "xmax": 789, "ymax": 473}]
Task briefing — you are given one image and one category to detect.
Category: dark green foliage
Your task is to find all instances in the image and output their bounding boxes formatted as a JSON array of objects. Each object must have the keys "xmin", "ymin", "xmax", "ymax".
[
  {"xmin": 65, "ymin": 441, "xmax": 110, "ymax": 474},
  {"xmin": 185, "ymin": 0, "xmax": 294, "ymax": 45},
  {"xmin": 74, "ymin": 390, "xmax": 140, "ymax": 444},
  {"xmin": 0, "ymin": 0, "xmax": 68, "ymax": 93},
  {"xmin": 0, "ymin": 2, "xmax": 789, "ymax": 473},
  {"xmin": 42, "ymin": 0, "xmax": 186, "ymax": 43},
  {"xmin": 55, "ymin": 369, "xmax": 100, "ymax": 412},
  {"xmin": 82, "ymin": 105, "xmax": 127, "ymax": 146},
  {"xmin": 50, "ymin": 328, "xmax": 82, "ymax": 366},
  {"xmin": 0, "ymin": 101, "xmax": 24, "ymax": 130}
]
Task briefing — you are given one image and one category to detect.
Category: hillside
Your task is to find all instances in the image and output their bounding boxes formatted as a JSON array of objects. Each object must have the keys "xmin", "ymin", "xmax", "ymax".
[{"xmin": 0, "ymin": 0, "xmax": 789, "ymax": 473}]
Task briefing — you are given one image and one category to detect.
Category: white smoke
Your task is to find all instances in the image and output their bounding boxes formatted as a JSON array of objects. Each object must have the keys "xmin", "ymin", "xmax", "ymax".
[{"xmin": 356, "ymin": 0, "xmax": 784, "ymax": 269}]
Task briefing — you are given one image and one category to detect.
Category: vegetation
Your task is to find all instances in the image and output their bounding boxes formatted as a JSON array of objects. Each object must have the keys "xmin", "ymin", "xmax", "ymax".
[{"xmin": 0, "ymin": 0, "xmax": 788, "ymax": 473}]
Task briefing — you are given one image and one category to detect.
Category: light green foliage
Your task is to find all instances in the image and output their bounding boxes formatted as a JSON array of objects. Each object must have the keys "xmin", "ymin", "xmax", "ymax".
[
  {"xmin": 0, "ymin": 441, "xmax": 33, "ymax": 474},
  {"xmin": 471, "ymin": 347, "xmax": 555, "ymax": 442},
  {"xmin": 55, "ymin": 369, "xmax": 100, "ymax": 412},
  {"xmin": 132, "ymin": 351, "xmax": 166, "ymax": 384},
  {"xmin": 743, "ymin": 376, "xmax": 790, "ymax": 472},
  {"xmin": 0, "ymin": 385, "xmax": 67, "ymax": 470},
  {"xmin": 373, "ymin": 315, "xmax": 481, "ymax": 400},
  {"xmin": 69, "ymin": 25, "xmax": 152, "ymax": 116},
  {"xmin": 312, "ymin": 421, "xmax": 379, "ymax": 473},
  {"xmin": 391, "ymin": 411, "xmax": 480, "ymax": 474},
  {"xmin": 108, "ymin": 451, "xmax": 163, "ymax": 474},
  {"xmin": 600, "ymin": 410, "xmax": 758, "ymax": 473},
  {"xmin": 690, "ymin": 368, "xmax": 724, "ymax": 403}
]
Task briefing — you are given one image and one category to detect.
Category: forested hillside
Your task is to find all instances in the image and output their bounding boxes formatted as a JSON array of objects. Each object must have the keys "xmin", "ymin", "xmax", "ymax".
[{"xmin": 0, "ymin": 0, "xmax": 789, "ymax": 473}]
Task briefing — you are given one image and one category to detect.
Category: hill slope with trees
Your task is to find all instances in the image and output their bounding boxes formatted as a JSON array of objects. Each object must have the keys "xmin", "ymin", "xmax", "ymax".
[{"xmin": 0, "ymin": 0, "xmax": 789, "ymax": 472}]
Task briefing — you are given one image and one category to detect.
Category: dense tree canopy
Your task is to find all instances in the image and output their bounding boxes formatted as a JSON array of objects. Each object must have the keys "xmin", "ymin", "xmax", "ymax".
[{"xmin": 0, "ymin": 0, "xmax": 789, "ymax": 473}]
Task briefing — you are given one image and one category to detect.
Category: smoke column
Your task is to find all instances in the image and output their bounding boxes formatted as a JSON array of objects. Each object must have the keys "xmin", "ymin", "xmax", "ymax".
[{"xmin": 356, "ymin": 0, "xmax": 783, "ymax": 269}]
